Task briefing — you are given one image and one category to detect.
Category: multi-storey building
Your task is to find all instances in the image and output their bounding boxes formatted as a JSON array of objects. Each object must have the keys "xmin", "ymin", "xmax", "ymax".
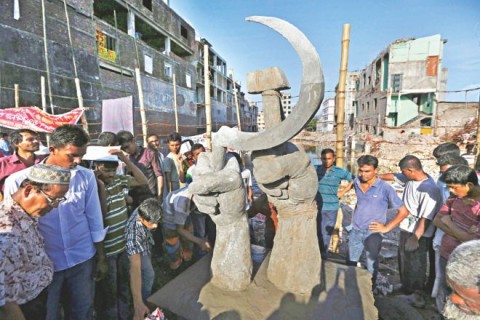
[
  {"xmin": 281, "ymin": 92, "xmax": 293, "ymax": 117},
  {"xmin": 345, "ymin": 71, "xmax": 360, "ymax": 130},
  {"xmin": 194, "ymin": 41, "xmax": 257, "ymax": 133},
  {"xmin": 354, "ymin": 35, "xmax": 448, "ymax": 135},
  {"xmin": 257, "ymin": 109, "xmax": 265, "ymax": 132},
  {"xmin": 316, "ymin": 98, "xmax": 335, "ymax": 133},
  {"xmin": 0, "ymin": 0, "xmax": 255, "ymax": 141}
]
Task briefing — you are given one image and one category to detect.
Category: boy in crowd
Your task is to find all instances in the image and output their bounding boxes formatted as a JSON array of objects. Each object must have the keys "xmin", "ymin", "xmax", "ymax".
[
  {"xmin": 163, "ymin": 132, "xmax": 185, "ymax": 193},
  {"xmin": 93, "ymin": 149, "xmax": 148, "ymax": 320},
  {"xmin": 125, "ymin": 198, "xmax": 163, "ymax": 320},
  {"xmin": 117, "ymin": 131, "xmax": 163, "ymax": 207},
  {"xmin": 185, "ymin": 143, "xmax": 205, "ymax": 185},
  {"xmin": 162, "ymin": 187, "xmax": 211, "ymax": 269}
]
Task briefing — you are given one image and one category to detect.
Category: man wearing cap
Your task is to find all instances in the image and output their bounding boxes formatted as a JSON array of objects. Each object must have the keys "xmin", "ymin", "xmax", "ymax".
[
  {"xmin": 0, "ymin": 164, "xmax": 70, "ymax": 320},
  {"xmin": 4, "ymin": 125, "xmax": 106, "ymax": 320}
]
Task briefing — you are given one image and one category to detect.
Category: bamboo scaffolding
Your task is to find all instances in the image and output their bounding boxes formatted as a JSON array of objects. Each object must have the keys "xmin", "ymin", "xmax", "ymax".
[
  {"xmin": 173, "ymin": 73, "xmax": 179, "ymax": 132},
  {"xmin": 128, "ymin": 5, "xmax": 148, "ymax": 147},
  {"xmin": 231, "ymin": 70, "xmax": 242, "ymax": 131},
  {"xmin": 204, "ymin": 44, "xmax": 212, "ymax": 150},
  {"xmin": 335, "ymin": 24, "xmax": 351, "ymax": 168},
  {"xmin": 41, "ymin": 76, "xmax": 50, "ymax": 145},
  {"xmin": 62, "ymin": 0, "xmax": 89, "ymax": 133},
  {"xmin": 14, "ymin": 84, "xmax": 19, "ymax": 108},
  {"xmin": 40, "ymin": 0, "xmax": 54, "ymax": 114}
]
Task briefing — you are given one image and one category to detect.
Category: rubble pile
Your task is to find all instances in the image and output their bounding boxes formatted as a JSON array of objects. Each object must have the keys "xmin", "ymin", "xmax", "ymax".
[{"xmin": 369, "ymin": 133, "xmax": 441, "ymax": 175}]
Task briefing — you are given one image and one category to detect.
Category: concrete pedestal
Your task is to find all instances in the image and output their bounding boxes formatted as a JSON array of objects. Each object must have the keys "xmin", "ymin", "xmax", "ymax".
[{"xmin": 148, "ymin": 253, "xmax": 378, "ymax": 320}]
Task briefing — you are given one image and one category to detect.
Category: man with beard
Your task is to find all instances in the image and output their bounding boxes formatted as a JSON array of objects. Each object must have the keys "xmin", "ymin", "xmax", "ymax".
[
  {"xmin": 0, "ymin": 129, "xmax": 43, "ymax": 195},
  {"xmin": 443, "ymin": 240, "xmax": 480, "ymax": 319}
]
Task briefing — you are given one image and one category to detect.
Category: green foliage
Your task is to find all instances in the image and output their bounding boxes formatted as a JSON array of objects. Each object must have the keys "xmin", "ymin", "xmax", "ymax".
[{"xmin": 305, "ymin": 118, "xmax": 318, "ymax": 131}]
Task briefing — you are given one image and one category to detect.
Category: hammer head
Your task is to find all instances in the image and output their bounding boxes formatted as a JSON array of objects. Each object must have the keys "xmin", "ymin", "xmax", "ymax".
[{"xmin": 247, "ymin": 67, "xmax": 291, "ymax": 94}]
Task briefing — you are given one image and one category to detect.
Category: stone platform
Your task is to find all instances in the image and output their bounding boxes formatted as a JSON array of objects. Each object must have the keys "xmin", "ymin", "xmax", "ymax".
[{"xmin": 148, "ymin": 253, "xmax": 378, "ymax": 320}]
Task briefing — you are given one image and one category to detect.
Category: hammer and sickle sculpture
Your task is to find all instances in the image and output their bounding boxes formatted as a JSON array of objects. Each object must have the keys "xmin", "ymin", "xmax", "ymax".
[{"xmin": 189, "ymin": 16, "xmax": 324, "ymax": 293}]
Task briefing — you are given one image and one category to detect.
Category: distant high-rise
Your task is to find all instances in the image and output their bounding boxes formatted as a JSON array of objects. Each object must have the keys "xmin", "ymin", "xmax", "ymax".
[
  {"xmin": 281, "ymin": 92, "xmax": 293, "ymax": 117},
  {"xmin": 316, "ymin": 98, "xmax": 335, "ymax": 133}
]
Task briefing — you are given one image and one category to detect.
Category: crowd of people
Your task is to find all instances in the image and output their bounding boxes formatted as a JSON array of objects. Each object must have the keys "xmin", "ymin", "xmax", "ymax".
[
  {"xmin": 316, "ymin": 144, "xmax": 480, "ymax": 319},
  {"xmin": 1, "ymin": 125, "xmax": 479, "ymax": 320}
]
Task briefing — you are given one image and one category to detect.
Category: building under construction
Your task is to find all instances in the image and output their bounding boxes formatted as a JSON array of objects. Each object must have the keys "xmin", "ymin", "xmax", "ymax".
[{"xmin": 0, "ymin": 0, "xmax": 257, "ymax": 142}]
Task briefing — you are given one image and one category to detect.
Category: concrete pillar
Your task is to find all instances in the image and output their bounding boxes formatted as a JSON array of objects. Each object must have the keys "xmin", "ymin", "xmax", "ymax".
[
  {"xmin": 164, "ymin": 37, "xmax": 171, "ymax": 55},
  {"xmin": 127, "ymin": 11, "xmax": 135, "ymax": 37}
]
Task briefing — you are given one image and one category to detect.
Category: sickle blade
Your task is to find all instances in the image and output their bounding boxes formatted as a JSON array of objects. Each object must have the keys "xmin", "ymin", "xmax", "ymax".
[{"xmin": 214, "ymin": 16, "xmax": 324, "ymax": 151}]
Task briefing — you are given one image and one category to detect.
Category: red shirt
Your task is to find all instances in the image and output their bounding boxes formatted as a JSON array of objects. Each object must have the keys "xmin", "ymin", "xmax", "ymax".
[
  {"xmin": 0, "ymin": 153, "xmax": 44, "ymax": 193},
  {"xmin": 438, "ymin": 197, "xmax": 480, "ymax": 259}
]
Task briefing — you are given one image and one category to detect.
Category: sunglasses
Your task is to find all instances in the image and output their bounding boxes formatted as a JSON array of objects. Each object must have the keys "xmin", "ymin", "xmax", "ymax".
[{"xmin": 39, "ymin": 189, "xmax": 66, "ymax": 207}]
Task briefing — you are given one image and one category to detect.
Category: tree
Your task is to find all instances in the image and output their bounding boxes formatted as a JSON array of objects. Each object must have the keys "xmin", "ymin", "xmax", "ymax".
[{"xmin": 305, "ymin": 118, "xmax": 318, "ymax": 132}]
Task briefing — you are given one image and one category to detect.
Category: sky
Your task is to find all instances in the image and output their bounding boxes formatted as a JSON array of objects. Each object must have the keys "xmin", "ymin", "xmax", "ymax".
[{"xmin": 170, "ymin": 0, "xmax": 480, "ymax": 106}]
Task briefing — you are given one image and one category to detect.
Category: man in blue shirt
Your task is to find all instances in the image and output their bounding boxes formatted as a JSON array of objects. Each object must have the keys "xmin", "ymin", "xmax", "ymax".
[
  {"xmin": 315, "ymin": 148, "xmax": 353, "ymax": 257},
  {"xmin": 349, "ymin": 155, "xmax": 408, "ymax": 287},
  {"xmin": 4, "ymin": 125, "xmax": 107, "ymax": 320}
]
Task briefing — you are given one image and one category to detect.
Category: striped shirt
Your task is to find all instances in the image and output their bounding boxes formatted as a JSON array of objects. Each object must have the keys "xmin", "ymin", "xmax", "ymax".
[
  {"xmin": 103, "ymin": 176, "xmax": 132, "ymax": 256},
  {"xmin": 316, "ymin": 165, "xmax": 353, "ymax": 211},
  {"xmin": 125, "ymin": 209, "xmax": 154, "ymax": 256}
]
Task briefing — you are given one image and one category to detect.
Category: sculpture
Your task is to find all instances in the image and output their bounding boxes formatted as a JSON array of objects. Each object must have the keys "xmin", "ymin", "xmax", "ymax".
[{"xmin": 189, "ymin": 16, "xmax": 324, "ymax": 294}]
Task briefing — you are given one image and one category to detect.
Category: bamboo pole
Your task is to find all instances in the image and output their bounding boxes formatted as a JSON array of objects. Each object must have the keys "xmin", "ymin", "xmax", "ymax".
[
  {"xmin": 41, "ymin": 0, "xmax": 54, "ymax": 114},
  {"xmin": 335, "ymin": 24, "xmax": 351, "ymax": 168},
  {"xmin": 74, "ymin": 78, "xmax": 89, "ymax": 132},
  {"xmin": 173, "ymin": 73, "xmax": 179, "ymax": 132},
  {"xmin": 41, "ymin": 76, "xmax": 50, "ymax": 145},
  {"xmin": 13, "ymin": 0, "xmax": 20, "ymax": 20},
  {"xmin": 128, "ymin": 5, "xmax": 148, "ymax": 147},
  {"xmin": 63, "ymin": 0, "xmax": 88, "ymax": 133},
  {"xmin": 135, "ymin": 67, "xmax": 148, "ymax": 147},
  {"xmin": 14, "ymin": 84, "xmax": 19, "ymax": 108},
  {"xmin": 204, "ymin": 44, "xmax": 212, "ymax": 150},
  {"xmin": 476, "ymin": 93, "xmax": 480, "ymax": 166},
  {"xmin": 231, "ymin": 70, "xmax": 242, "ymax": 131},
  {"xmin": 41, "ymin": 77, "xmax": 46, "ymax": 112}
]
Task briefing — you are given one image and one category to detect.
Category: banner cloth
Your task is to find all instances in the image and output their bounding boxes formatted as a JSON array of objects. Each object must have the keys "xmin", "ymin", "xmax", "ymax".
[{"xmin": 0, "ymin": 107, "xmax": 83, "ymax": 133}]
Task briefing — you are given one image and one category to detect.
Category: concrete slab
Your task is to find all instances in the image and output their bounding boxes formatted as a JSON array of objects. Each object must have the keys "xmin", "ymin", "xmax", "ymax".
[{"xmin": 149, "ymin": 253, "xmax": 378, "ymax": 320}]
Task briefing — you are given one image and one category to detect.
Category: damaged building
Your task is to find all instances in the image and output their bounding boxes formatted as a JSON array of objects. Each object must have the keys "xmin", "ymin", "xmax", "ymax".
[
  {"xmin": 0, "ymin": 0, "xmax": 257, "ymax": 140},
  {"xmin": 354, "ymin": 34, "xmax": 448, "ymax": 135}
]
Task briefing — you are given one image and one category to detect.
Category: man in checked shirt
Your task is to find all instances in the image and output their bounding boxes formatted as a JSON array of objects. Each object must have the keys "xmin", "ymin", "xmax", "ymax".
[{"xmin": 125, "ymin": 198, "xmax": 163, "ymax": 320}]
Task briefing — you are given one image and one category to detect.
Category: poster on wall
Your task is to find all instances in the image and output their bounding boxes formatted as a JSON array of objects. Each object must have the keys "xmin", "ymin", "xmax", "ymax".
[{"xmin": 102, "ymin": 96, "xmax": 133, "ymax": 133}]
